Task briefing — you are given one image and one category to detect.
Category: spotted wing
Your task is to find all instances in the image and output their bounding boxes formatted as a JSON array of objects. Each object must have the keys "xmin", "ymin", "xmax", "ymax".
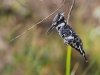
[{"xmin": 62, "ymin": 25, "xmax": 88, "ymax": 62}]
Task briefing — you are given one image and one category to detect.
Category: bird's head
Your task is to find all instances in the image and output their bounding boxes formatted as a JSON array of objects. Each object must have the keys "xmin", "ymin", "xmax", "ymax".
[{"xmin": 46, "ymin": 12, "xmax": 65, "ymax": 35}]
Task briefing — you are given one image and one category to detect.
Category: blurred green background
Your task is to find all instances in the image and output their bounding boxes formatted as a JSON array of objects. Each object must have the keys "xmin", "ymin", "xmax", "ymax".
[{"xmin": 0, "ymin": 0, "xmax": 100, "ymax": 75}]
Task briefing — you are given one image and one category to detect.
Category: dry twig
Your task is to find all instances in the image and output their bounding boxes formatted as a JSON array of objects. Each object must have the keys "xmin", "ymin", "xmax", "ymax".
[
  {"xmin": 67, "ymin": 0, "xmax": 76, "ymax": 24},
  {"xmin": 9, "ymin": 0, "xmax": 66, "ymax": 43}
]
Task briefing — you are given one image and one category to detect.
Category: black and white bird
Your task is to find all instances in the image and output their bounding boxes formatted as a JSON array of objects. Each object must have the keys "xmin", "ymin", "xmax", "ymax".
[{"xmin": 46, "ymin": 12, "xmax": 88, "ymax": 62}]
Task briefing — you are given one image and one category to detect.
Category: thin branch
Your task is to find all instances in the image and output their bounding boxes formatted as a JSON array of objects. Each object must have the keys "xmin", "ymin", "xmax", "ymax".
[
  {"xmin": 67, "ymin": 0, "xmax": 76, "ymax": 24},
  {"xmin": 9, "ymin": 0, "xmax": 66, "ymax": 43}
]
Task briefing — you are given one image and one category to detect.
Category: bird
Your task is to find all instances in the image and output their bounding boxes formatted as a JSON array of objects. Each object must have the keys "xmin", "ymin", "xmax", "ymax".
[{"xmin": 46, "ymin": 12, "xmax": 88, "ymax": 62}]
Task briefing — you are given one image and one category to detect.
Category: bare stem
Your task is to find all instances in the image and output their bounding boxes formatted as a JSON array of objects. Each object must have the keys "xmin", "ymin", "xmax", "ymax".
[{"xmin": 67, "ymin": 0, "xmax": 76, "ymax": 24}]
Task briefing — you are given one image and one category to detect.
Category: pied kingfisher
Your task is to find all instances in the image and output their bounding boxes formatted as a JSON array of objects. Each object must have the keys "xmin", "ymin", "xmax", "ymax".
[{"xmin": 46, "ymin": 12, "xmax": 88, "ymax": 62}]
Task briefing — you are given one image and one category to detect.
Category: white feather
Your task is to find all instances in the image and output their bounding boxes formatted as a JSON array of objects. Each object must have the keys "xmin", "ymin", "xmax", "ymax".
[
  {"xmin": 67, "ymin": 36, "xmax": 74, "ymax": 40},
  {"xmin": 58, "ymin": 23, "xmax": 65, "ymax": 27}
]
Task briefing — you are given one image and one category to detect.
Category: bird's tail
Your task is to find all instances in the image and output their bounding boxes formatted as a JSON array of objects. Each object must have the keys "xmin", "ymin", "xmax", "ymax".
[
  {"xmin": 81, "ymin": 50, "xmax": 88, "ymax": 62},
  {"xmin": 84, "ymin": 54, "xmax": 88, "ymax": 62}
]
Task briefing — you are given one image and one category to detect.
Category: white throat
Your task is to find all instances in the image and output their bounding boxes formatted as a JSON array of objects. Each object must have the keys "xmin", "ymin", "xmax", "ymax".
[{"xmin": 56, "ymin": 23, "xmax": 65, "ymax": 29}]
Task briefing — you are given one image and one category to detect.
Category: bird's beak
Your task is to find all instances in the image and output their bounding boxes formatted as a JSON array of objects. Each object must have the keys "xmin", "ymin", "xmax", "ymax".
[{"xmin": 46, "ymin": 24, "xmax": 55, "ymax": 35}]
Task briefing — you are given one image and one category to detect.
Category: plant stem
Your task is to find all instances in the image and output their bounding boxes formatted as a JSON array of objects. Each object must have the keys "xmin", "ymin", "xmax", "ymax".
[{"xmin": 66, "ymin": 45, "xmax": 72, "ymax": 75}]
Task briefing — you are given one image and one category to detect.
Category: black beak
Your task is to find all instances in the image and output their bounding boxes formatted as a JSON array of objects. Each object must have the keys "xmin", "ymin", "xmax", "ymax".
[{"xmin": 46, "ymin": 24, "xmax": 55, "ymax": 35}]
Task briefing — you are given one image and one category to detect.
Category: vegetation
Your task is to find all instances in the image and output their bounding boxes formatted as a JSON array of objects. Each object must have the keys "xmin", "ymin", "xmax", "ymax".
[{"xmin": 0, "ymin": 0, "xmax": 100, "ymax": 75}]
